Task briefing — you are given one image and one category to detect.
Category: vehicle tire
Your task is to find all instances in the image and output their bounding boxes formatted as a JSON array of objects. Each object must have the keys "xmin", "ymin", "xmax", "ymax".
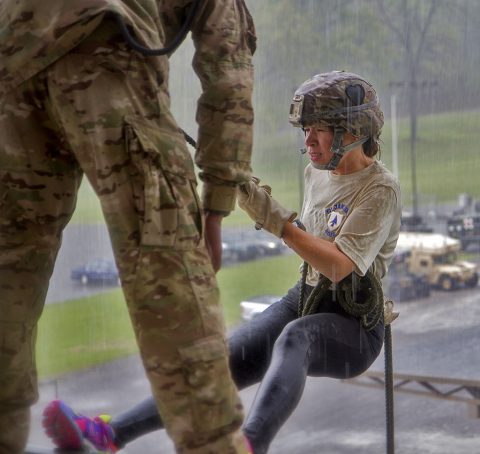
[
  {"xmin": 465, "ymin": 273, "xmax": 479, "ymax": 288},
  {"xmin": 439, "ymin": 275, "xmax": 456, "ymax": 291},
  {"xmin": 81, "ymin": 274, "xmax": 89, "ymax": 285}
]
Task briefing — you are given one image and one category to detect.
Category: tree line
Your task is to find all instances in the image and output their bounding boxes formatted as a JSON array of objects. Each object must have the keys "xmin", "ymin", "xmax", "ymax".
[{"xmin": 248, "ymin": 0, "xmax": 480, "ymax": 126}]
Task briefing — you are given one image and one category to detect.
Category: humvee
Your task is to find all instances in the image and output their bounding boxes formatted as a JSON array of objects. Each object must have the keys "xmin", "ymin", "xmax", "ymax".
[{"xmin": 396, "ymin": 232, "xmax": 478, "ymax": 291}]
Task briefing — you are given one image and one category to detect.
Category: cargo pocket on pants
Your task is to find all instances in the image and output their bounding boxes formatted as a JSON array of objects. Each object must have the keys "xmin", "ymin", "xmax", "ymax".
[
  {"xmin": 124, "ymin": 115, "xmax": 202, "ymax": 250},
  {"xmin": 179, "ymin": 336, "xmax": 241, "ymax": 432}
]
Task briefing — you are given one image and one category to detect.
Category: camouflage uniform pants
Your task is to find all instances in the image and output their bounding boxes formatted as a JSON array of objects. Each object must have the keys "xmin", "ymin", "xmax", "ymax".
[{"xmin": 0, "ymin": 21, "xmax": 245, "ymax": 454}]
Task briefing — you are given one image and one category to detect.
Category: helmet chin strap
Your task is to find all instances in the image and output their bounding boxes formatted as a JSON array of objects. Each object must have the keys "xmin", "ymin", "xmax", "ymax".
[{"xmin": 312, "ymin": 128, "xmax": 369, "ymax": 171}]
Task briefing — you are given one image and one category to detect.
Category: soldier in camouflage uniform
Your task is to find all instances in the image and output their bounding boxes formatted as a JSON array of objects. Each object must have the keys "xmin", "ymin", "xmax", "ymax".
[{"xmin": 0, "ymin": 1, "xmax": 256, "ymax": 453}]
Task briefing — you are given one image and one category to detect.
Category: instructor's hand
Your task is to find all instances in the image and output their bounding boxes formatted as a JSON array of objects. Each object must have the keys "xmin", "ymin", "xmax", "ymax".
[
  {"xmin": 204, "ymin": 211, "xmax": 223, "ymax": 273},
  {"xmin": 237, "ymin": 177, "xmax": 297, "ymax": 238}
]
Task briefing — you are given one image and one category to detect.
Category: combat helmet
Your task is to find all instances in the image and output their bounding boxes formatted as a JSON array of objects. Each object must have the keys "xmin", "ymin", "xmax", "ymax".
[{"xmin": 289, "ymin": 70, "xmax": 384, "ymax": 170}]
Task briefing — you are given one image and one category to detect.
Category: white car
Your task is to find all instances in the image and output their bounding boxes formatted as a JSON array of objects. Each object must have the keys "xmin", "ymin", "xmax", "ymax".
[{"xmin": 240, "ymin": 294, "xmax": 281, "ymax": 322}]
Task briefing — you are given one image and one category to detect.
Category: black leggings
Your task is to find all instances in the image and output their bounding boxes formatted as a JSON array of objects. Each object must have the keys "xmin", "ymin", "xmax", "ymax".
[{"xmin": 111, "ymin": 282, "xmax": 384, "ymax": 453}]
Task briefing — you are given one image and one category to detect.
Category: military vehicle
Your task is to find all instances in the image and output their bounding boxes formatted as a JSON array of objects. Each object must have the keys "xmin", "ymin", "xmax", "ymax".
[
  {"xmin": 446, "ymin": 213, "xmax": 480, "ymax": 251},
  {"xmin": 384, "ymin": 248, "xmax": 430, "ymax": 302},
  {"xmin": 396, "ymin": 232, "xmax": 479, "ymax": 291}
]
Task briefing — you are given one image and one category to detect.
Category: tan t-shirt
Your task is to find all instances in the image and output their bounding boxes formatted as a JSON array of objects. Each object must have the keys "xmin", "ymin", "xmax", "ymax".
[{"xmin": 300, "ymin": 161, "xmax": 402, "ymax": 286}]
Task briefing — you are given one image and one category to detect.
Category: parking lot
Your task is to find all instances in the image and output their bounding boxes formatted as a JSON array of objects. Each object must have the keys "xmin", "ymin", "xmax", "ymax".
[{"xmin": 45, "ymin": 224, "xmax": 292, "ymax": 304}]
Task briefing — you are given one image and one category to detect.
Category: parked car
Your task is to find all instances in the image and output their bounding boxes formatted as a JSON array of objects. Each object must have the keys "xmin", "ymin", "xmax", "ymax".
[
  {"xmin": 222, "ymin": 238, "xmax": 259, "ymax": 264},
  {"xmin": 400, "ymin": 212, "xmax": 433, "ymax": 233},
  {"xmin": 248, "ymin": 233, "xmax": 286, "ymax": 257},
  {"xmin": 240, "ymin": 294, "xmax": 281, "ymax": 322},
  {"xmin": 71, "ymin": 259, "xmax": 119, "ymax": 286},
  {"xmin": 384, "ymin": 249, "xmax": 430, "ymax": 302},
  {"xmin": 222, "ymin": 231, "xmax": 287, "ymax": 265}
]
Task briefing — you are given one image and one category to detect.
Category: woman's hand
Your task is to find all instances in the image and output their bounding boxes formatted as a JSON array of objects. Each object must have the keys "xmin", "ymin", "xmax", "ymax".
[{"xmin": 237, "ymin": 177, "xmax": 297, "ymax": 238}]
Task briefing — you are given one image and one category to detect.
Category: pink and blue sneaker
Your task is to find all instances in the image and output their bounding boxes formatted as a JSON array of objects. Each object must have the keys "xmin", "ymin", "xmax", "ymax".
[{"xmin": 42, "ymin": 400, "xmax": 118, "ymax": 453}]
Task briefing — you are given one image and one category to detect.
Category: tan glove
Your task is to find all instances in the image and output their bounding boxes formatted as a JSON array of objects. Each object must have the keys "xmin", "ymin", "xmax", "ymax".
[{"xmin": 237, "ymin": 177, "xmax": 297, "ymax": 238}]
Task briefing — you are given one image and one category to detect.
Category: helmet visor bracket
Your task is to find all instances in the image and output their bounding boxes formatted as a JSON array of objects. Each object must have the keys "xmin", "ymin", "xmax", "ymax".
[{"xmin": 289, "ymin": 95, "xmax": 305, "ymax": 128}]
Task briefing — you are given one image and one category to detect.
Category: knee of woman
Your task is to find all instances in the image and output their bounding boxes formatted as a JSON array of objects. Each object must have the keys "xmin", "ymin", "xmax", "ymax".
[{"xmin": 274, "ymin": 321, "xmax": 309, "ymax": 352}]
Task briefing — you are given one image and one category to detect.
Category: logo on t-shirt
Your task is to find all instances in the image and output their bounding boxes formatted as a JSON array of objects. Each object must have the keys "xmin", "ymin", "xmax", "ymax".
[
  {"xmin": 324, "ymin": 203, "xmax": 349, "ymax": 237},
  {"xmin": 327, "ymin": 211, "xmax": 343, "ymax": 229}
]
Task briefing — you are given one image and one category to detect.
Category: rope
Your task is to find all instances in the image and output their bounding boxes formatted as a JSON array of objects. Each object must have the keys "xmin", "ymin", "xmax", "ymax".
[
  {"xmin": 300, "ymin": 269, "xmax": 384, "ymax": 331},
  {"xmin": 384, "ymin": 323, "xmax": 395, "ymax": 454},
  {"xmin": 297, "ymin": 261, "xmax": 309, "ymax": 317}
]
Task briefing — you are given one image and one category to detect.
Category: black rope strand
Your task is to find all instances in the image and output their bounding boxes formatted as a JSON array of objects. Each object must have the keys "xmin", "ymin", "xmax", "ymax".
[
  {"xmin": 384, "ymin": 323, "xmax": 395, "ymax": 454},
  {"xmin": 297, "ymin": 261, "xmax": 309, "ymax": 317}
]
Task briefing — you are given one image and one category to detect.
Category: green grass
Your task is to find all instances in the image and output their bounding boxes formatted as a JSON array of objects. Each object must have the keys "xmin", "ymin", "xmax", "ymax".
[
  {"xmin": 216, "ymin": 253, "xmax": 302, "ymax": 322},
  {"xmin": 70, "ymin": 180, "xmax": 104, "ymax": 224},
  {"xmin": 36, "ymin": 290, "xmax": 136, "ymax": 379},
  {"xmin": 70, "ymin": 109, "xmax": 480, "ymax": 225},
  {"xmin": 379, "ymin": 110, "xmax": 480, "ymax": 206},
  {"xmin": 36, "ymin": 254, "xmax": 301, "ymax": 379}
]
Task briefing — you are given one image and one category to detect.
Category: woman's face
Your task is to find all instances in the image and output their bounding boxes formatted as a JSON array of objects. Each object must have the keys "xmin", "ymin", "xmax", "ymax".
[
  {"xmin": 303, "ymin": 125, "xmax": 358, "ymax": 170},
  {"xmin": 303, "ymin": 125, "xmax": 335, "ymax": 169}
]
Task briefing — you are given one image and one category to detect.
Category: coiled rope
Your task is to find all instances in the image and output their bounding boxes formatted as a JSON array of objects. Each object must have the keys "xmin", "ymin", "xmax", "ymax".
[{"xmin": 299, "ymin": 269, "xmax": 384, "ymax": 331}]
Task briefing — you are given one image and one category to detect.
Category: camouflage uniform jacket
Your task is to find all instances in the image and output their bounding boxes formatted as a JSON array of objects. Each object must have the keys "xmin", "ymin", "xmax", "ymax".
[{"xmin": 0, "ymin": 0, "xmax": 256, "ymax": 213}]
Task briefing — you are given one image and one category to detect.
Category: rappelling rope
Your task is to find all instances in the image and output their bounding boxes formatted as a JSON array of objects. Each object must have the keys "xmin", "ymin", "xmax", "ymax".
[{"xmin": 384, "ymin": 322, "xmax": 395, "ymax": 454}]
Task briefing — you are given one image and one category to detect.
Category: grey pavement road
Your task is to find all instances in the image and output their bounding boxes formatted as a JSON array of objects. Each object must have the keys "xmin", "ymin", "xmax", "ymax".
[{"xmin": 29, "ymin": 285, "xmax": 480, "ymax": 454}]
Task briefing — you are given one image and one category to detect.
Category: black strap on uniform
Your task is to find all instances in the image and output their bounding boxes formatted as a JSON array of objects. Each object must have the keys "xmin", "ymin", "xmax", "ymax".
[
  {"xmin": 111, "ymin": 2, "xmax": 202, "ymax": 149},
  {"xmin": 112, "ymin": 0, "xmax": 203, "ymax": 56},
  {"xmin": 181, "ymin": 129, "xmax": 197, "ymax": 148}
]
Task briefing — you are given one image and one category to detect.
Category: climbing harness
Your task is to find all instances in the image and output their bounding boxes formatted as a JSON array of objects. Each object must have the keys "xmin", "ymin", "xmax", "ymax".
[
  {"xmin": 294, "ymin": 219, "xmax": 396, "ymax": 453},
  {"xmin": 111, "ymin": 0, "xmax": 203, "ymax": 56}
]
